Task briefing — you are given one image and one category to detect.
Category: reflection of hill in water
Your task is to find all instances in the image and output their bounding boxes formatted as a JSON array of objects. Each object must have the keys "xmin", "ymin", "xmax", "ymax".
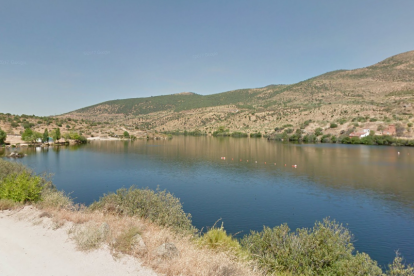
[
  {"xmin": 83, "ymin": 138, "xmax": 414, "ymax": 209},
  {"xmin": 2, "ymin": 138, "xmax": 414, "ymax": 209}
]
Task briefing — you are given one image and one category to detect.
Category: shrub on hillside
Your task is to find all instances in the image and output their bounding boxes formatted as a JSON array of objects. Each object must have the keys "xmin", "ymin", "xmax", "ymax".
[
  {"xmin": 198, "ymin": 222, "xmax": 243, "ymax": 256},
  {"xmin": 315, "ymin": 127, "xmax": 323, "ymax": 136},
  {"xmin": 0, "ymin": 159, "xmax": 30, "ymax": 181},
  {"xmin": 241, "ymin": 218, "xmax": 383, "ymax": 275},
  {"xmin": 0, "ymin": 127, "xmax": 6, "ymax": 145},
  {"xmin": 90, "ymin": 186, "xmax": 194, "ymax": 233},
  {"xmin": 302, "ymin": 134, "xmax": 317, "ymax": 143},
  {"xmin": 231, "ymin": 132, "xmax": 248, "ymax": 137},
  {"xmin": 250, "ymin": 132, "xmax": 262, "ymax": 138}
]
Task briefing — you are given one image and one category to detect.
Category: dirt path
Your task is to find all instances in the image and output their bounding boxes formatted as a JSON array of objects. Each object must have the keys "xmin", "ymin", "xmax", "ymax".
[{"xmin": 0, "ymin": 206, "xmax": 158, "ymax": 276}]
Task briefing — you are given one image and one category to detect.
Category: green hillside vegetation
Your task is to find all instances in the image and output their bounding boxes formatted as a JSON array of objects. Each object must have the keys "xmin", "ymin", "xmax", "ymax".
[
  {"xmin": 74, "ymin": 86, "xmax": 287, "ymax": 116},
  {"xmin": 2, "ymin": 50, "xmax": 414, "ymax": 142},
  {"xmin": 59, "ymin": 50, "xmax": 414, "ymax": 141}
]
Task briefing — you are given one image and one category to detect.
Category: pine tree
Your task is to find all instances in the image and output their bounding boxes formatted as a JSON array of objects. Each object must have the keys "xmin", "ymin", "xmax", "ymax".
[{"xmin": 43, "ymin": 129, "xmax": 49, "ymax": 143}]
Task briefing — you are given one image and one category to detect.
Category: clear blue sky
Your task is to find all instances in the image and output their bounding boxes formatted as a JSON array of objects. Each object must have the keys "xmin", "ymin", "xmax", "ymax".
[{"xmin": 1, "ymin": 0, "xmax": 414, "ymax": 116}]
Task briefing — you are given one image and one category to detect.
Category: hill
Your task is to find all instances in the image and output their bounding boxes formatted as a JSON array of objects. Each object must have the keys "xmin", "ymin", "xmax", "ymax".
[{"xmin": 62, "ymin": 50, "xmax": 414, "ymax": 138}]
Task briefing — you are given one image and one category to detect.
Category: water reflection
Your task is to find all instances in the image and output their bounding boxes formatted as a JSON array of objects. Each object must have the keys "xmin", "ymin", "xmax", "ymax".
[{"xmin": 2, "ymin": 138, "xmax": 414, "ymax": 266}]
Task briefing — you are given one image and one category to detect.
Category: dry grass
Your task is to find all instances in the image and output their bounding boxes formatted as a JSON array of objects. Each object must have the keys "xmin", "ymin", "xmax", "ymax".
[
  {"xmin": 40, "ymin": 205, "xmax": 260, "ymax": 276},
  {"xmin": 0, "ymin": 198, "xmax": 21, "ymax": 210}
]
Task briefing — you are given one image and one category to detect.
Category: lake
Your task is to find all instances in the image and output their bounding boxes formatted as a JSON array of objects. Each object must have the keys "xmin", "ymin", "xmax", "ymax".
[{"xmin": 1, "ymin": 136, "xmax": 414, "ymax": 268}]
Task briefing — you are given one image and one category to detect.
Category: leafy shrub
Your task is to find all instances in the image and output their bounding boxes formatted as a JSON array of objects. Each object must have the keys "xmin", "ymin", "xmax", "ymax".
[
  {"xmin": 0, "ymin": 159, "xmax": 31, "ymax": 181},
  {"xmin": 241, "ymin": 218, "xmax": 382, "ymax": 275},
  {"xmin": 284, "ymin": 128, "xmax": 294, "ymax": 134},
  {"xmin": 387, "ymin": 252, "xmax": 414, "ymax": 275},
  {"xmin": 302, "ymin": 134, "xmax": 317, "ymax": 143},
  {"xmin": 0, "ymin": 171, "xmax": 44, "ymax": 203},
  {"xmin": 40, "ymin": 189, "xmax": 73, "ymax": 209},
  {"xmin": 22, "ymin": 122, "xmax": 35, "ymax": 129},
  {"xmin": 231, "ymin": 131, "xmax": 248, "ymax": 137},
  {"xmin": 0, "ymin": 127, "xmax": 6, "ymax": 144},
  {"xmin": 337, "ymin": 118, "xmax": 347, "ymax": 125},
  {"xmin": 330, "ymin": 123, "xmax": 338, "ymax": 128},
  {"xmin": 300, "ymin": 120, "xmax": 312, "ymax": 129},
  {"xmin": 250, "ymin": 132, "xmax": 262, "ymax": 138},
  {"xmin": 321, "ymin": 134, "xmax": 332, "ymax": 143},
  {"xmin": 198, "ymin": 222, "xmax": 243, "ymax": 256},
  {"xmin": 213, "ymin": 126, "xmax": 230, "ymax": 137},
  {"xmin": 315, "ymin": 127, "xmax": 323, "ymax": 136},
  {"xmin": 90, "ymin": 186, "xmax": 194, "ymax": 233},
  {"xmin": 282, "ymin": 124, "xmax": 293, "ymax": 128},
  {"xmin": 408, "ymin": 123, "xmax": 413, "ymax": 128}
]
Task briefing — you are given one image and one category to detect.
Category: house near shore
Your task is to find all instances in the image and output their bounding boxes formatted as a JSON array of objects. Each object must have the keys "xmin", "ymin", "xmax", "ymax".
[
  {"xmin": 349, "ymin": 129, "xmax": 370, "ymax": 138},
  {"xmin": 382, "ymin": 125, "xmax": 396, "ymax": 136}
]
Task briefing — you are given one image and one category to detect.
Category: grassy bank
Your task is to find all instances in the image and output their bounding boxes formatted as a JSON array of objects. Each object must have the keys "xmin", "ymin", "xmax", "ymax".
[{"xmin": 1, "ymin": 159, "xmax": 413, "ymax": 275}]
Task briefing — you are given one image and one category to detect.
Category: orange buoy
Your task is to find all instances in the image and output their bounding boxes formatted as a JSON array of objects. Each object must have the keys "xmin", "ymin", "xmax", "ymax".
[{"xmin": 265, "ymin": 162, "xmax": 266, "ymax": 164}]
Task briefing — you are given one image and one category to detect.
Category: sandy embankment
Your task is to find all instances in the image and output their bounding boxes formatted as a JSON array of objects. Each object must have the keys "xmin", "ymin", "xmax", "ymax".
[
  {"xmin": 0, "ymin": 206, "xmax": 157, "ymax": 276},
  {"xmin": 87, "ymin": 136, "xmax": 123, "ymax": 141}
]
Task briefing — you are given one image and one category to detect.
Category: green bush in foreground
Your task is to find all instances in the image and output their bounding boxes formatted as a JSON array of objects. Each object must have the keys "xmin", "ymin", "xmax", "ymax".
[
  {"xmin": 90, "ymin": 186, "xmax": 194, "ymax": 233},
  {"xmin": 198, "ymin": 222, "xmax": 244, "ymax": 257},
  {"xmin": 0, "ymin": 171, "xmax": 44, "ymax": 203},
  {"xmin": 241, "ymin": 218, "xmax": 383, "ymax": 275}
]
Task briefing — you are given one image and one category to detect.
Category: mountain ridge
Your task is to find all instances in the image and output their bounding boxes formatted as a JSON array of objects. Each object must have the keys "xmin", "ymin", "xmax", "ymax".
[{"xmin": 63, "ymin": 50, "xmax": 414, "ymax": 136}]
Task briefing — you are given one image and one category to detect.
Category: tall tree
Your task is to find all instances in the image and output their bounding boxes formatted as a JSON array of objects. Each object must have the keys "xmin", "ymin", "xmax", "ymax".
[
  {"xmin": 0, "ymin": 127, "xmax": 7, "ymax": 145},
  {"xmin": 42, "ymin": 129, "xmax": 49, "ymax": 143},
  {"xmin": 21, "ymin": 128, "xmax": 42, "ymax": 144},
  {"xmin": 52, "ymin": 128, "xmax": 61, "ymax": 143}
]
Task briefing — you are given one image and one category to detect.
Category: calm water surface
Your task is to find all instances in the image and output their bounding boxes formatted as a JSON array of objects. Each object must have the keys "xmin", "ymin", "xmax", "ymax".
[{"xmin": 1, "ymin": 137, "xmax": 414, "ymax": 267}]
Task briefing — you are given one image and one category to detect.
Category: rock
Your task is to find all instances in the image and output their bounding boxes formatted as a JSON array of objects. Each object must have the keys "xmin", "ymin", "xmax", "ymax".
[
  {"xmin": 99, "ymin": 222, "xmax": 110, "ymax": 239},
  {"xmin": 131, "ymin": 234, "xmax": 147, "ymax": 253},
  {"xmin": 153, "ymin": 243, "xmax": 180, "ymax": 261},
  {"xmin": 8, "ymin": 152, "xmax": 24, "ymax": 158}
]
